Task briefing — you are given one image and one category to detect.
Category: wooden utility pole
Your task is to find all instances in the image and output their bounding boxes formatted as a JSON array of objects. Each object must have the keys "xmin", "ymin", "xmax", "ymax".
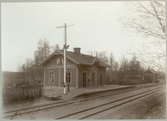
[{"xmin": 57, "ymin": 23, "xmax": 74, "ymax": 95}]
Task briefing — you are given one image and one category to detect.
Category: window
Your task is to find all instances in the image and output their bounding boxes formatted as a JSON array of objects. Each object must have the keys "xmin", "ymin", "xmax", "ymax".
[
  {"xmin": 66, "ymin": 72, "xmax": 71, "ymax": 83},
  {"xmin": 92, "ymin": 73, "xmax": 95, "ymax": 82},
  {"xmin": 56, "ymin": 59, "xmax": 60, "ymax": 64},
  {"xmin": 100, "ymin": 73, "xmax": 103, "ymax": 81},
  {"xmin": 83, "ymin": 72, "xmax": 86, "ymax": 87},
  {"xmin": 50, "ymin": 72, "xmax": 55, "ymax": 82},
  {"xmin": 62, "ymin": 59, "xmax": 64, "ymax": 64},
  {"xmin": 57, "ymin": 58, "xmax": 63, "ymax": 65}
]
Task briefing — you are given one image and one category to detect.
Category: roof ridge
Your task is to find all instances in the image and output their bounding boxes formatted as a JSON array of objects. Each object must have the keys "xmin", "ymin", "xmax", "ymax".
[{"xmin": 40, "ymin": 49, "xmax": 108, "ymax": 67}]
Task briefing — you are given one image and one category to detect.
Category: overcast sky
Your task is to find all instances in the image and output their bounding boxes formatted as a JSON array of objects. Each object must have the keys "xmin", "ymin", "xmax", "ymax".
[{"xmin": 1, "ymin": 1, "xmax": 151, "ymax": 72}]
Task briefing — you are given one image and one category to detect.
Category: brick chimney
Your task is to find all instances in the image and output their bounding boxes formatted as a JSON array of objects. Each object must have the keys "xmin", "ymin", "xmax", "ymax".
[{"xmin": 74, "ymin": 47, "xmax": 81, "ymax": 54}]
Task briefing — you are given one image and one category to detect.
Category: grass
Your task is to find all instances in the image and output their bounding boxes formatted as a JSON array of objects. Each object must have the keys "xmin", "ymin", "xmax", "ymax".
[{"xmin": 2, "ymin": 84, "xmax": 43, "ymax": 104}]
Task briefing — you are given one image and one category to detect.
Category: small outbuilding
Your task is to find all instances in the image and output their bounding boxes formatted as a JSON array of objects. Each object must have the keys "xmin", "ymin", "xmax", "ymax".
[
  {"xmin": 40, "ymin": 48, "xmax": 108, "ymax": 90},
  {"xmin": 144, "ymin": 69, "xmax": 157, "ymax": 83}
]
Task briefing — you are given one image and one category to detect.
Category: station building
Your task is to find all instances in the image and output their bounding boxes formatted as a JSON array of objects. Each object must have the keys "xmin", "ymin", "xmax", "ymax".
[
  {"xmin": 40, "ymin": 48, "xmax": 109, "ymax": 90},
  {"xmin": 144, "ymin": 69, "xmax": 157, "ymax": 83}
]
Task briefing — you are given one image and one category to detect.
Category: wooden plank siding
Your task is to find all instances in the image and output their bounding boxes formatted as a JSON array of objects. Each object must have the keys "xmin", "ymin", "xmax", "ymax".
[{"xmin": 41, "ymin": 49, "xmax": 108, "ymax": 89}]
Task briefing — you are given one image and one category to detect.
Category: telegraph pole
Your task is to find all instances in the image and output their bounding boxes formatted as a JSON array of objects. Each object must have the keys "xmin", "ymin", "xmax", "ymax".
[{"xmin": 57, "ymin": 23, "xmax": 74, "ymax": 95}]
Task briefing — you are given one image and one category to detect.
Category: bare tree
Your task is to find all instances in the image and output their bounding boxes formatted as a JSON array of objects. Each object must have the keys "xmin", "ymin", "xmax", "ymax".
[
  {"xmin": 34, "ymin": 38, "xmax": 51, "ymax": 64},
  {"xmin": 50, "ymin": 44, "xmax": 61, "ymax": 53},
  {"xmin": 118, "ymin": 56, "xmax": 129, "ymax": 79},
  {"xmin": 120, "ymin": 1, "xmax": 166, "ymax": 70},
  {"xmin": 128, "ymin": 55, "xmax": 143, "ymax": 78},
  {"xmin": 97, "ymin": 51, "xmax": 109, "ymax": 64},
  {"xmin": 19, "ymin": 38, "xmax": 61, "ymax": 84},
  {"xmin": 21, "ymin": 58, "xmax": 35, "ymax": 82},
  {"xmin": 109, "ymin": 53, "xmax": 115, "ymax": 71},
  {"xmin": 113, "ymin": 61, "xmax": 119, "ymax": 72},
  {"xmin": 17, "ymin": 63, "xmax": 22, "ymax": 72},
  {"xmin": 109, "ymin": 53, "xmax": 119, "ymax": 84}
]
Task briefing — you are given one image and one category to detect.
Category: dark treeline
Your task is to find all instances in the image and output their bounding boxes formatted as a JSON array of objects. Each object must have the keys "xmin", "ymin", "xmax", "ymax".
[{"xmin": 97, "ymin": 52, "xmax": 165, "ymax": 85}]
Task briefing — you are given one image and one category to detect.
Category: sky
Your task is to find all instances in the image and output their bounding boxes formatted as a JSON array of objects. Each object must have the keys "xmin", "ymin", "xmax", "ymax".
[{"xmin": 1, "ymin": 1, "xmax": 163, "ymax": 72}]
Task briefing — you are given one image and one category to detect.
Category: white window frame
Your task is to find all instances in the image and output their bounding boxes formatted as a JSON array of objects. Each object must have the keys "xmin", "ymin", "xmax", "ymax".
[
  {"xmin": 100, "ymin": 72, "xmax": 103, "ymax": 81},
  {"xmin": 66, "ymin": 71, "xmax": 72, "ymax": 84},
  {"xmin": 57, "ymin": 58, "xmax": 63, "ymax": 65},
  {"xmin": 56, "ymin": 59, "xmax": 60, "ymax": 65},
  {"xmin": 62, "ymin": 59, "xmax": 64, "ymax": 64},
  {"xmin": 49, "ymin": 72, "xmax": 55, "ymax": 82}
]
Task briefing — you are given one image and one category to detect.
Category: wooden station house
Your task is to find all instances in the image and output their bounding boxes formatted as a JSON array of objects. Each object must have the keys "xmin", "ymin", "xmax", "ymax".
[
  {"xmin": 144, "ymin": 69, "xmax": 157, "ymax": 83},
  {"xmin": 40, "ymin": 48, "xmax": 108, "ymax": 90}
]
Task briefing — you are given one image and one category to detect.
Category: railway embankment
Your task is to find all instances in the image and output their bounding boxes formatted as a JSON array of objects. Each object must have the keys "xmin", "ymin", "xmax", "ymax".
[
  {"xmin": 99, "ymin": 88, "xmax": 166, "ymax": 119},
  {"xmin": 2, "ymin": 83, "xmax": 165, "ymax": 119}
]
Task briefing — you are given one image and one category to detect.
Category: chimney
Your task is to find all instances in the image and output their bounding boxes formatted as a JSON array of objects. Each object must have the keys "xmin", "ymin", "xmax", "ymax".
[{"xmin": 74, "ymin": 47, "xmax": 81, "ymax": 54}]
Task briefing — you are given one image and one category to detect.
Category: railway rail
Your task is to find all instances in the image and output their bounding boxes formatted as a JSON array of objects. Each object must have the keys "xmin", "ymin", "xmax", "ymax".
[
  {"xmin": 2, "ymin": 84, "xmax": 165, "ymax": 119},
  {"xmin": 55, "ymin": 87, "xmax": 165, "ymax": 119}
]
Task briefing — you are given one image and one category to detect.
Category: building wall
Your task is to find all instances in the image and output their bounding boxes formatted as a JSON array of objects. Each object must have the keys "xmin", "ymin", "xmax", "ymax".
[
  {"xmin": 144, "ymin": 71, "xmax": 156, "ymax": 83},
  {"xmin": 90, "ymin": 67, "xmax": 96, "ymax": 86},
  {"xmin": 43, "ymin": 54, "xmax": 107, "ymax": 88},
  {"xmin": 97, "ymin": 68, "xmax": 106, "ymax": 85},
  {"xmin": 44, "ymin": 67, "xmax": 59, "ymax": 87},
  {"xmin": 78, "ymin": 66, "xmax": 91, "ymax": 87},
  {"xmin": 78, "ymin": 65, "xmax": 106, "ymax": 87},
  {"xmin": 44, "ymin": 54, "xmax": 78, "ymax": 88}
]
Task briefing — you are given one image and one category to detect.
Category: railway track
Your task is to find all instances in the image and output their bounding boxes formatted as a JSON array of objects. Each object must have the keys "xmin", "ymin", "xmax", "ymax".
[
  {"xmin": 55, "ymin": 87, "xmax": 165, "ymax": 119},
  {"xmin": 73, "ymin": 83, "xmax": 164, "ymax": 100},
  {"xmin": 2, "ymin": 84, "xmax": 165, "ymax": 119}
]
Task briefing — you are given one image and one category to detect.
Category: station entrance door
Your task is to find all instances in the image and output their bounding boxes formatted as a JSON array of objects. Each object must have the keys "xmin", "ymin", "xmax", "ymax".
[
  {"xmin": 100, "ymin": 73, "xmax": 103, "ymax": 85},
  {"xmin": 83, "ymin": 72, "xmax": 86, "ymax": 87}
]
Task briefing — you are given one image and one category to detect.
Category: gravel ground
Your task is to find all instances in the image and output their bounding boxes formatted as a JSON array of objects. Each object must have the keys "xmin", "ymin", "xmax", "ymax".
[
  {"xmin": 95, "ymin": 91, "xmax": 166, "ymax": 119},
  {"xmin": 6, "ymin": 86, "xmax": 166, "ymax": 120},
  {"xmin": 2, "ymin": 85, "xmax": 131, "ymax": 112}
]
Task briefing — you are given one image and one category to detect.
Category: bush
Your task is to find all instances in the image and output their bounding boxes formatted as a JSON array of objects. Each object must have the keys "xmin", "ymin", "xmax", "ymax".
[
  {"xmin": 2, "ymin": 84, "xmax": 43, "ymax": 104},
  {"xmin": 121, "ymin": 78, "xmax": 144, "ymax": 85},
  {"xmin": 109, "ymin": 78, "xmax": 120, "ymax": 85}
]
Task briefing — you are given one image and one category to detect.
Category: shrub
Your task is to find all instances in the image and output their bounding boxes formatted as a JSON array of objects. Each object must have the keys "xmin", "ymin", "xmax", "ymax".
[
  {"xmin": 121, "ymin": 78, "xmax": 144, "ymax": 85},
  {"xmin": 2, "ymin": 84, "xmax": 43, "ymax": 104}
]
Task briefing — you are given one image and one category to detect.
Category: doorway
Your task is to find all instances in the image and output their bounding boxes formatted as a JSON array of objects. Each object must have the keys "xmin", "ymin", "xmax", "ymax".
[
  {"xmin": 83, "ymin": 72, "xmax": 86, "ymax": 87},
  {"xmin": 100, "ymin": 73, "xmax": 103, "ymax": 85}
]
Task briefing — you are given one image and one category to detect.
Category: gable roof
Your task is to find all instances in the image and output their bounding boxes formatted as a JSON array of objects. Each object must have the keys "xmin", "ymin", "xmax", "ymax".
[
  {"xmin": 144, "ymin": 69, "xmax": 156, "ymax": 74},
  {"xmin": 40, "ymin": 50, "xmax": 109, "ymax": 67}
]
